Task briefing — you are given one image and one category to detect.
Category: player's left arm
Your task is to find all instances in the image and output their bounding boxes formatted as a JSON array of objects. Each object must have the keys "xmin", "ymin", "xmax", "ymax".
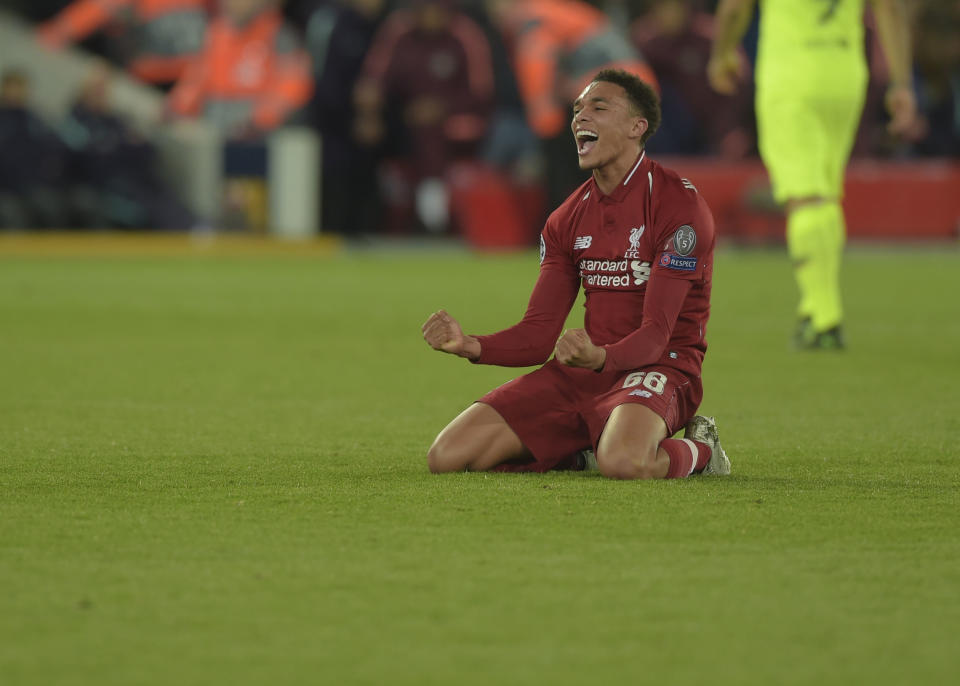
[
  {"xmin": 868, "ymin": 0, "xmax": 918, "ymax": 136},
  {"xmin": 554, "ymin": 273, "xmax": 692, "ymax": 372},
  {"xmin": 600, "ymin": 188, "xmax": 714, "ymax": 373}
]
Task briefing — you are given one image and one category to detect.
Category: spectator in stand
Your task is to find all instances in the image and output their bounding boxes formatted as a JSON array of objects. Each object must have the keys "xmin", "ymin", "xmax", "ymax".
[
  {"xmin": 62, "ymin": 61, "xmax": 195, "ymax": 229},
  {"xmin": 303, "ymin": 0, "xmax": 388, "ymax": 237},
  {"xmin": 633, "ymin": 0, "xmax": 754, "ymax": 158},
  {"xmin": 36, "ymin": 0, "xmax": 209, "ymax": 89},
  {"xmin": 484, "ymin": 0, "xmax": 658, "ymax": 211},
  {"xmin": 167, "ymin": 0, "xmax": 313, "ymax": 140},
  {"xmin": 466, "ymin": 2, "xmax": 545, "ymax": 245},
  {"xmin": 0, "ymin": 68, "xmax": 97, "ymax": 229},
  {"xmin": 354, "ymin": 0, "xmax": 495, "ymax": 234},
  {"xmin": 453, "ymin": 2, "xmax": 539, "ymax": 190}
]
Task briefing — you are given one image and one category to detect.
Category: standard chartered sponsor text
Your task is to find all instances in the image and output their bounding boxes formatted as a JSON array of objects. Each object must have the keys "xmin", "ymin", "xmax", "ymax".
[
  {"xmin": 579, "ymin": 259, "xmax": 651, "ymax": 287},
  {"xmin": 580, "ymin": 258, "xmax": 628, "ymax": 272}
]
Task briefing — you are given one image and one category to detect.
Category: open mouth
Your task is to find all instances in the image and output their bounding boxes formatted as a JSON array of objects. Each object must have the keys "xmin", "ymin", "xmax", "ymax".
[{"xmin": 576, "ymin": 129, "xmax": 598, "ymax": 156}]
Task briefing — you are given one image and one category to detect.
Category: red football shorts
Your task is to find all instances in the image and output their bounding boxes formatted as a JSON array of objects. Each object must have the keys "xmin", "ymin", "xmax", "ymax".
[{"xmin": 479, "ymin": 359, "xmax": 703, "ymax": 472}]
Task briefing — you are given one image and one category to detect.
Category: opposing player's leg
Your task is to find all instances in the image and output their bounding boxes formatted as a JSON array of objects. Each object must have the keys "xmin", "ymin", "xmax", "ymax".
[
  {"xmin": 786, "ymin": 198, "xmax": 834, "ymax": 330},
  {"xmin": 788, "ymin": 198, "xmax": 846, "ymax": 347},
  {"xmin": 759, "ymin": 95, "xmax": 830, "ymax": 338},
  {"xmin": 758, "ymin": 86, "xmax": 861, "ymax": 348},
  {"xmin": 427, "ymin": 402, "xmax": 531, "ymax": 473},
  {"xmin": 797, "ymin": 89, "xmax": 862, "ymax": 346}
]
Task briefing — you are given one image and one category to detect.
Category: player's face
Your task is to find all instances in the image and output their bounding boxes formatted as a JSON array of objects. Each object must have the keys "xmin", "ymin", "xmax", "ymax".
[{"xmin": 571, "ymin": 81, "xmax": 646, "ymax": 171}]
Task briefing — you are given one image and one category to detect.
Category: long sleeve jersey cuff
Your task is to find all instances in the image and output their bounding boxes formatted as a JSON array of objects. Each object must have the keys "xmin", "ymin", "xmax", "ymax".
[{"xmin": 601, "ymin": 275, "xmax": 692, "ymax": 373}]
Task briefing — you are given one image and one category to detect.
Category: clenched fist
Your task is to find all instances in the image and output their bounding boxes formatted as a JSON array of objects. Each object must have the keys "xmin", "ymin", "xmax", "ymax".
[
  {"xmin": 422, "ymin": 309, "xmax": 481, "ymax": 360},
  {"xmin": 555, "ymin": 328, "xmax": 606, "ymax": 370}
]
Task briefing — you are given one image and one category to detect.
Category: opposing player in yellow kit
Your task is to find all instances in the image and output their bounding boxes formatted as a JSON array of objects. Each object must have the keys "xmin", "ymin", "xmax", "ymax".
[{"xmin": 708, "ymin": 0, "xmax": 917, "ymax": 349}]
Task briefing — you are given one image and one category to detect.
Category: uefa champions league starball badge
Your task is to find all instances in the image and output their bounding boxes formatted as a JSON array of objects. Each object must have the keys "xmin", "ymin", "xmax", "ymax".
[{"xmin": 673, "ymin": 225, "xmax": 696, "ymax": 256}]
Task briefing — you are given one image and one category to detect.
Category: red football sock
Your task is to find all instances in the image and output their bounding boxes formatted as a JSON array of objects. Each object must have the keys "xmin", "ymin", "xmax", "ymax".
[
  {"xmin": 661, "ymin": 438, "xmax": 712, "ymax": 478},
  {"xmin": 691, "ymin": 440, "xmax": 712, "ymax": 472}
]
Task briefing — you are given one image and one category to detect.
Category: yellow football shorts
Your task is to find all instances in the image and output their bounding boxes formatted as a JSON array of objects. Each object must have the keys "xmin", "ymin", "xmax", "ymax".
[{"xmin": 756, "ymin": 82, "xmax": 866, "ymax": 203}]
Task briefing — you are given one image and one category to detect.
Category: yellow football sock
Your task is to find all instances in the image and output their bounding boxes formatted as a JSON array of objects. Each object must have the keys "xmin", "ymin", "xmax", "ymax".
[
  {"xmin": 817, "ymin": 201, "xmax": 845, "ymax": 331},
  {"xmin": 786, "ymin": 201, "xmax": 845, "ymax": 331}
]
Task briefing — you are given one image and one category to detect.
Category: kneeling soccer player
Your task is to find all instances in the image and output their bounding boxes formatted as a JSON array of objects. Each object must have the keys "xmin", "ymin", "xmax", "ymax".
[{"xmin": 422, "ymin": 69, "xmax": 730, "ymax": 480}]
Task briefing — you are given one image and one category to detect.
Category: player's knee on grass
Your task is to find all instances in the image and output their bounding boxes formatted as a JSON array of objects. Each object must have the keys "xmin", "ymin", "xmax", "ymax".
[
  {"xmin": 596, "ymin": 442, "xmax": 661, "ymax": 480},
  {"xmin": 427, "ymin": 403, "xmax": 530, "ymax": 473},
  {"xmin": 426, "ymin": 436, "xmax": 469, "ymax": 473}
]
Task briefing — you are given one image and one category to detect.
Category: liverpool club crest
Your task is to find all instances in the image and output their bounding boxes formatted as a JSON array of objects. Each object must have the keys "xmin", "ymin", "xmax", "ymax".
[{"xmin": 624, "ymin": 225, "xmax": 645, "ymax": 258}]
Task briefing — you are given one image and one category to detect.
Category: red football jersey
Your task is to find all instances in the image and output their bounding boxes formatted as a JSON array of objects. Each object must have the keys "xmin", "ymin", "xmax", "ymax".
[{"xmin": 475, "ymin": 151, "xmax": 714, "ymax": 377}]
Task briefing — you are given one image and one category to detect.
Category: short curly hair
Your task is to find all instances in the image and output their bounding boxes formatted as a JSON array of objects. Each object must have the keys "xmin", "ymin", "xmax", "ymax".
[{"xmin": 591, "ymin": 68, "xmax": 661, "ymax": 144}]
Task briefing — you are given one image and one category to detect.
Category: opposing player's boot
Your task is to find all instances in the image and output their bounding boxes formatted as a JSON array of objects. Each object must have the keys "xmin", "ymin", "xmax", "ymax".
[
  {"xmin": 794, "ymin": 319, "xmax": 845, "ymax": 351},
  {"xmin": 811, "ymin": 325, "xmax": 845, "ymax": 350},
  {"xmin": 792, "ymin": 317, "xmax": 813, "ymax": 349},
  {"xmin": 683, "ymin": 415, "xmax": 731, "ymax": 476}
]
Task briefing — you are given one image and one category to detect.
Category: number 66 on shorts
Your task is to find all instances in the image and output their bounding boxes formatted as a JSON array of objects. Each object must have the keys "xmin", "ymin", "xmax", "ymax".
[{"xmin": 622, "ymin": 370, "xmax": 668, "ymax": 395}]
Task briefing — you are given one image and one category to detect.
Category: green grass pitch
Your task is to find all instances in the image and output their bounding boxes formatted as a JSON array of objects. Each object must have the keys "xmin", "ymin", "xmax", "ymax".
[{"xmin": 1, "ymin": 245, "xmax": 958, "ymax": 685}]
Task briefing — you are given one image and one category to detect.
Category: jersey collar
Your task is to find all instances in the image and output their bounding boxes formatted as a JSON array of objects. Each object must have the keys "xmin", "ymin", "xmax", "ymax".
[{"xmin": 593, "ymin": 150, "xmax": 648, "ymax": 204}]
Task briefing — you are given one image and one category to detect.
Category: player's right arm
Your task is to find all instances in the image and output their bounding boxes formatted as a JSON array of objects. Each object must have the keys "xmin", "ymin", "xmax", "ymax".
[
  {"xmin": 708, "ymin": 0, "xmax": 757, "ymax": 95},
  {"xmin": 423, "ymin": 215, "xmax": 580, "ymax": 368},
  {"xmin": 423, "ymin": 261, "xmax": 579, "ymax": 367},
  {"xmin": 471, "ymin": 220, "xmax": 580, "ymax": 367},
  {"xmin": 422, "ymin": 310, "xmax": 481, "ymax": 361},
  {"xmin": 868, "ymin": 0, "xmax": 918, "ymax": 136}
]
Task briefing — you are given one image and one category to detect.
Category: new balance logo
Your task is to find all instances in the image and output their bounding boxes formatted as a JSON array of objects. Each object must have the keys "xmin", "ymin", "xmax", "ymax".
[{"xmin": 573, "ymin": 236, "xmax": 593, "ymax": 250}]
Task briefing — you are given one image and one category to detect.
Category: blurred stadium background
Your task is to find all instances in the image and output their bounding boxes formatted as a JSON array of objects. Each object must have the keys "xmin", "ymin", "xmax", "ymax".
[{"xmin": 0, "ymin": 0, "xmax": 956, "ymax": 244}]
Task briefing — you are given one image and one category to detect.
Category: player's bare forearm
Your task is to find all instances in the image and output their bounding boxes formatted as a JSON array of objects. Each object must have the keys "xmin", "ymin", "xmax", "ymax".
[
  {"xmin": 869, "ymin": 0, "xmax": 918, "ymax": 136},
  {"xmin": 712, "ymin": 0, "xmax": 756, "ymax": 56},
  {"xmin": 555, "ymin": 328, "xmax": 606, "ymax": 371},
  {"xmin": 422, "ymin": 310, "xmax": 481, "ymax": 361},
  {"xmin": 709, "ymin": 0, "xmax": 756, "ymax": 94},
  {"xmin": 870, "ymin": 0, "xmax": 913, "ymax": 88}
]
